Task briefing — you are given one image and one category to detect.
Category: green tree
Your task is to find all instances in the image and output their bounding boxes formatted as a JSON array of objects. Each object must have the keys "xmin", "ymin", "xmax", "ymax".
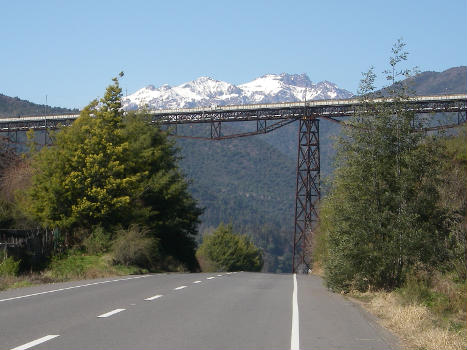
[
  {"xmin": 122, "ymin": 111, "xmax": 203, "ymax": 270},
  {"xmin": 25, "ymin": 76, "xmax": 140, "ymax": 230},
  {"xmin": 320, "ymin": 41, "xmax": 448, "ymax": 291},
  {"xmin": 437, "ymin": 125, "xmax": 467, "ymax": 280},
  {"xmin": 23, "ymin": 75, "xmax": 202, "ymax": 270},
  {"xmin": 197, "ymin": 223, "xmax": 263, "ymax": 272}
]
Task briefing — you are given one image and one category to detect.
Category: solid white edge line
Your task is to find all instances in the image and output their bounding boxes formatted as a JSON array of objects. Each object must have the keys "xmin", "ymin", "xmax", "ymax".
[
  {"xmin": 174, "ymin": 285, "xmax": 187, "ymax": 290},
  {"xmin": 0, "ymin": 275, "xmax": 151, "ymax": 303},
  {"xmin": 97, "ymin": 308, "xmax": 126, "ymax": 318},
  {"xmin": 193, "ymin": 280, "xmax": 202, "ymax": 284},
  {"xmin": 10, "ymin": 335, "xmax": 60, "ymax": 350},
  {"xmin": 144, "ymin": 294, "xmax": 163, "ymax": 301},
  {"xmin": 291, "ymin": 273, "xmax": 300, "ymax": 350}
]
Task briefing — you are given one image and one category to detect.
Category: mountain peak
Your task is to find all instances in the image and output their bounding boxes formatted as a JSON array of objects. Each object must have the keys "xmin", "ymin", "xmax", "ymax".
[
  {"xmin": 278, "ymin": 73, "xmax": 313, "ymax": 88},
  {"xmin": 124, "ymin": 73, "xmax": 353, "ymax": 110}
]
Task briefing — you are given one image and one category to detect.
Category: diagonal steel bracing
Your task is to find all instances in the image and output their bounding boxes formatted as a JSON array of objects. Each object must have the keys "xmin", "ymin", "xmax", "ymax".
[{"xmin": 293, "ymin": 117, "xmax": 320, "ymax": 273}]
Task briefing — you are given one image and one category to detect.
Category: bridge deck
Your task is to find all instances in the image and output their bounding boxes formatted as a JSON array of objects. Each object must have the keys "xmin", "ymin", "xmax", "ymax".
[{"xmin": 0, "ymin": 94, "xmax": 465, "ymax": 130}]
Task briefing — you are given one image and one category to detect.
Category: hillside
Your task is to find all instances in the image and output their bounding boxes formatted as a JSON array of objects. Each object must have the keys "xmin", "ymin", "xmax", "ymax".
[
  {"xmin": 176, "ymin": 126, "xmax": 295, "ymax": 272},
  {"xmin": 406, "ymin": 66, "xmax": 466, "ymax": 95},
  {"xmin": 0, "ymin": 94, "xmax": 77, "ymax": 117}
]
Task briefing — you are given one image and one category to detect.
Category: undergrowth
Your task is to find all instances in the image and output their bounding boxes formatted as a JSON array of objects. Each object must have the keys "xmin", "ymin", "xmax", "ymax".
[
  {"xmin": 349, "ymin": 270, "xmax": 467, "ymax": 350},
  {"xmin": 0, "ymin": 252, "xmax": 148, "ymax": 291}
]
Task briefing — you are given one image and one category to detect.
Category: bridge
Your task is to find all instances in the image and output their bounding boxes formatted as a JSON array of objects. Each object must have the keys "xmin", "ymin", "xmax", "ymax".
[{"xmin": 0, "ymin": 94, "xmax": 466, "ymax": 273}]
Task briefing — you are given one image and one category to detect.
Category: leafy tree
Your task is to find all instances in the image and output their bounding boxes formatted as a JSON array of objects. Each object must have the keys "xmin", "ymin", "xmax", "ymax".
[
  {"xmin": 122, "ymin": 111, "xmax": 203, "ymax": 270},
  {"xmin": 23, "ymin": 75, "xmax": 202, "ymax": 270},
  {"xmin": 437, "ymin": 125, "xmax": 467, "ymax": 280},
  {"xmin": 25, "ymin": 75, "xmax": 140, "ymax": 230},
  {"xmin": 320, "ymin": 41, "xmax": 448, "ymax": 291},
  {"xmin": 197, "ymin": 223, "xmax": 263, "ymax": 272}
]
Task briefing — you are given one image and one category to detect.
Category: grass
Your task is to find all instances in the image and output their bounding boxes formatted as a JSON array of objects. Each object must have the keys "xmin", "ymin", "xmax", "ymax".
[
  {"xmin": 350, "ymin": 288, "xmax": 467, "ymax": 350},
  {"xmin": 0, "ymin": 252, "xmax": 149, "ymax": 291},
  {"xmin": 45, "ymin": 252, "xmax": 150, "ymax": 281}
]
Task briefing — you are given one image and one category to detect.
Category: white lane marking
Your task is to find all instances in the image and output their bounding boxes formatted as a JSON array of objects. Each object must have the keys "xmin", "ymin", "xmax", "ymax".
[
  {"xmin": 10, "ymin": 335, "xmax": 60, "ymax": 350},
  {"xmin": 192, "ymin": 280, "xmax": 202, "ymax": 284},
  {"xmin": 291, "ymin": 274, "xmax": 300, "ymax": 350},
  {"xmin": 144, "ymin": 294, "xmax": 163, "ymax": 301},
  {"xmin": 206, "ymin": 277, "xmax": 215, "ymax": 280},
  {"xmin": 97, "ymin": 308, "xmax": 126, "ymax": 318},
  {"xmin": 217, "ymin": 274, "xmax": 223, "ymax": 277},
  {"xmin": 174, "ymin": 285, "xmax": 187, "ymax": 290},
  {"xmin": 0, "ymin": 275, "xmax": 151, "ymax": 303}
]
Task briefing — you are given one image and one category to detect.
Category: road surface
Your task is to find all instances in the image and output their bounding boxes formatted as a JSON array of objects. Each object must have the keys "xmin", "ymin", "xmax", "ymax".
[{"xmin": 0, "ymin": 272, "xmax": 400, "ymax": 349}]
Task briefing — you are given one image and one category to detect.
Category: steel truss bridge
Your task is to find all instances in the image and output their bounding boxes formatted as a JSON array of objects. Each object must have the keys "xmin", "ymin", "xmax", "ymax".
[{"xmin": 1, "ymin": 94, "xmax": 466, "ymax": 273}]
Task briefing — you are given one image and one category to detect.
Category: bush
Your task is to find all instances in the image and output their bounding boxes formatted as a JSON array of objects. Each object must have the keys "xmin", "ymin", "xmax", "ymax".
[
  {"xmin": 0, "ymin": 257, "xmax": 20, "ymax": 276},
  {"xmin": 197, "ymin": 223, "xmax": 263, "ymax": 272},
  {"xmin": 48, "ymin": 253, "xmax": 99, "ymax": 280},
  {"xmin": 398, "ymin": 269, "xmax": 467, "ymax": 318},
  {"xmin": 82, "ymin": 226, "xmax": 111, "ymax": 255},
  {"xmin": 111, "ymin": 225, "xmax": 159, "ymax": 268}
]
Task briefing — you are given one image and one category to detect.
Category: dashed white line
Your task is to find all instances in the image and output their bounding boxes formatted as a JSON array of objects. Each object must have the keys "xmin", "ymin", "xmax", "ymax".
[
  {"xmin": 0, "ymin": 275, "xmax": 151, "ymax": 303},
  {"xmin": 206, "ymin": 277, "xmax": 215, "ymax": 280},
  {"xmin": 144, "ymin": 294, "xmax": 163, "ymax": 301},
  {"xmin": 192, "ymin": 280, "xmax": 202, "ymax": 284},
  {"xmin": 291, "ymin": 274, "xmax": 300, "ymax": 350},
  {"xmin": 217, "ymin": 274, "xmax": 223, "ymax": 277},
  {"xmin": 174, "ymin": 285, "xmax": 187, "ymax": 290},
  {"xmin": 97, "ymin": 308, "xmax": 126, "ymax": 318},
  {"xmin": 10, "ymin": 335, "xmax": 60, "ymax": 350}
]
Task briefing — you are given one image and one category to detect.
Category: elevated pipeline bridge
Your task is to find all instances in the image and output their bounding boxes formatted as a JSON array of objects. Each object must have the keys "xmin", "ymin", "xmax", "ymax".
[{"xmin": 1, "ymin": 94, "xmax": 466, "ymax": 273}]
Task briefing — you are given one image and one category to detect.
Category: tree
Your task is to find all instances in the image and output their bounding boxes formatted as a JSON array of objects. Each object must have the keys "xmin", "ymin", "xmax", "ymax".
[
  {"xmin": 25, "ymin": 76, "xmax": 139, "ymax": 230},
  {"xmin": 320, "ymin": 41, "xmax": 448, "ymax": 291},
  {"xmin": 23, "ymin": 76, "xmax": 202, "ymax": 270},
  {"xmin": 197, "ymin": 223, "xmax": 263, "ymax": 272},
  {"xmin": 437, "ymin": 125, "xmax": 467, "ymax": 280}
]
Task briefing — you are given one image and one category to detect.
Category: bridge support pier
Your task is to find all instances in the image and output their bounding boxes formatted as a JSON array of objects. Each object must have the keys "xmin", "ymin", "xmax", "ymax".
[{"xmin": 293, "ymin": 117, "xmax": 320, "ymax": 273}]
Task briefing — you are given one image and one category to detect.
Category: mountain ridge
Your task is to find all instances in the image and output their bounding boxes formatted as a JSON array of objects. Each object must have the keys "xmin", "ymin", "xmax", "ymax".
[{"xmin": 122, "ymin": 73, "xmax": 353, "ymax": 110}]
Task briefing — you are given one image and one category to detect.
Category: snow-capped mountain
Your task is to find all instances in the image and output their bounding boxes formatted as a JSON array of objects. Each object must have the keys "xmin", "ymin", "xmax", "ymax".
[{"xmin": 122, "ymin": 73, "xmax": 353, "ymax": 110}]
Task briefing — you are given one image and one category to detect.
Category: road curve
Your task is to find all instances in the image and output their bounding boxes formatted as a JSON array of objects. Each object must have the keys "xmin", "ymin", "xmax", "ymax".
[{"xmin": 0, "ymin": 272, "xmax": 400, "ymax": 350}]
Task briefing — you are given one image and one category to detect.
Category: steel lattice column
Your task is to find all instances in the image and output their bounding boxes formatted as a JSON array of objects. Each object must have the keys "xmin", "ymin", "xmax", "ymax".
[{"xmin": 292, "ymin": 117, "xmax": 320, "ymax": 273}]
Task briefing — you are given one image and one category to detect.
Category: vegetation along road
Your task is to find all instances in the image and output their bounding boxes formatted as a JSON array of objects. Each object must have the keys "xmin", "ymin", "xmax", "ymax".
[{"xmin": 0, "ymin": 272, "xmax": 400, "ymax": 350}]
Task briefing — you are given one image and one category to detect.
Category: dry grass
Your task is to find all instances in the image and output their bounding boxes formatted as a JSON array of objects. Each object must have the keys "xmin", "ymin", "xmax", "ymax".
[
  {"xmin": 353, "ymin": 291, "xmax": 466, "ymax": 350},
  {"xmin": 0, "ymin": 274, "xmax": 55, "ymax": 291}
]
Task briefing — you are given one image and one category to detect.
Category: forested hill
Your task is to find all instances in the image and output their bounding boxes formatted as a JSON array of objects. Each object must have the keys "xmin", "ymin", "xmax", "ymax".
[
  {"xmin": 405, "ymin": 66, "xmax": 466, "ymax": 95},
  {"xmin": 0, "ymin": 94, "xmax": 78, "ymax": 117}
]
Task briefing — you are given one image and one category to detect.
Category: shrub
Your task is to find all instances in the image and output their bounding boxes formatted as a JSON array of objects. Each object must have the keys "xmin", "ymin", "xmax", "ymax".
[
  {"xmin": 48, "ymin": 253, "xmax": 98, "ymax": 280},
  {"xmin": 111, "ymin": 225, "xmax": 159, "ymax": 268},
  {"xmin": 197, "ymin": 223, "xmax": 263, "ymax": 272},
  {"xmin": 82, "ymin": 226, "xmax": 111, "ymax": 255},
  {"xmin": 0, "ymin": 257, "xmax": 21, "ymax": 276}
]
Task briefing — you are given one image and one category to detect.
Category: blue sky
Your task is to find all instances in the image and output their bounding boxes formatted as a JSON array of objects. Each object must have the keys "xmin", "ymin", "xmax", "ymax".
[{"xmin": 1, "ymin": 0, "xmax": 466, "ymax": 109}]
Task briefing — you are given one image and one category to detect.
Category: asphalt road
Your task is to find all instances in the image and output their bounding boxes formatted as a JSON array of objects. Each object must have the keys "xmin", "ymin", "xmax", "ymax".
[{"xmin": 0, "ymin": 272, "xmax": 401, "ymax": 350}]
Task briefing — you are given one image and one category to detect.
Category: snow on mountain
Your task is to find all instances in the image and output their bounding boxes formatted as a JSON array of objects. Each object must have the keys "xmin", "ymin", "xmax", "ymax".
[{"xmin": 123, "ymin": 73, "xmax": 353, "ymax": 110}]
